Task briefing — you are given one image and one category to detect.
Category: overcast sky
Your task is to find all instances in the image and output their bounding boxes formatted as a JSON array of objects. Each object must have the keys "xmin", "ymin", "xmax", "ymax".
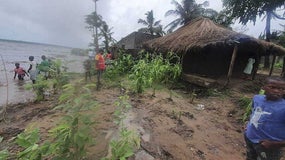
[{"xmin": 0, "ymin": 0, "xmax": 283, "ymax": 48}]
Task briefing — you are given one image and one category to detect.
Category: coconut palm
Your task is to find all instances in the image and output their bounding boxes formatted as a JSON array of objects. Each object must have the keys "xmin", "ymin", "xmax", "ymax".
[
  {"xmin": 165, "ymin": 0, "xmax": 218, "ymax": 32},
  {"xmin": 99, "ymin": 21, "xmax": 117, "ymax": 51},
  {"xmin": 138, "ymin": 10, "xmax": 165, "ymax": 36},
  {"xmin": 85, "ymin": 11, "xmax": 103, "ymax": 50}
]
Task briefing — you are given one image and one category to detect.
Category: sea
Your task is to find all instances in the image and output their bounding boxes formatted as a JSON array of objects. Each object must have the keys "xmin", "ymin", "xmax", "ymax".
[{"xmin": 0, "ymin": 39, "xmax": 87, "ymax": 107}]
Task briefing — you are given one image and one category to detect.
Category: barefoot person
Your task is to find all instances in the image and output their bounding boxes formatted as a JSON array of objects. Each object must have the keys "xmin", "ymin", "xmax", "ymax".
[
  {"xmin": 27, "ymin": 56, "xmax": 38, "ymax": 84},
  {"xmin": 244, "ymin": 76, "xmax": 285, "ymax": 160}
]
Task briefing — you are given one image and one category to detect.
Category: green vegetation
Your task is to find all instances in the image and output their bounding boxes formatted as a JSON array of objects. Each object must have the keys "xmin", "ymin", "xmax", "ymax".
[
  {"xmin": 102, "ymin": 95, "xmax": 140, "ymax": 160},
  {"xmin": 237, "ymin": 96, "xmax": 252, "ymax": 122},
  {"xmin": 25, "ymin": 59, "xmax": 69, "ymax": 101},
  {"xmin": 0, "ymin": 136, "xmax": 9, "ymax": 160},
  {"xmin": 129, "ymin": 52, "xmax": 182, "ymax": 94}
]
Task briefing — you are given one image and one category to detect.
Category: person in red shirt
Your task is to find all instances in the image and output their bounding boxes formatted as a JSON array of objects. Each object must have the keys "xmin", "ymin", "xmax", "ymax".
[
  {"xmin": 95, "ymin": 49, "xmax": 106, "ymax": 88},
  {"xmin": 105, "ymin": 51, "xmax": 113, "ymax": 66},
  {"xmin": 14, "ymin": 63, "xmax": 29, "ymax": 80}
]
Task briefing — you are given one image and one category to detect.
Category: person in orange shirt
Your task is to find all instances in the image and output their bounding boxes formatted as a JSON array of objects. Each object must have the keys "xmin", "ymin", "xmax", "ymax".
[{"xmin": 95, "ymin": 49, "xmax": 106, "ymax": 87}]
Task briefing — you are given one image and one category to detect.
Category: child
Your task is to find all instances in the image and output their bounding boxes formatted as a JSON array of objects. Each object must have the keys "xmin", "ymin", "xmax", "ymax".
[
  {"xmin": 244, "ymin": 76, "xmax": 285, "ymax": 160},
  {"xmin": 27, "ymin": 56, "xmax": 37, "ymax": 84},
  {"xmin": 243, "ymin": 57, "xmax": 255, "ymax": 80},
  {"xmin": 14, "ymin": 63, "xmax": 28, "ymax": 80}
]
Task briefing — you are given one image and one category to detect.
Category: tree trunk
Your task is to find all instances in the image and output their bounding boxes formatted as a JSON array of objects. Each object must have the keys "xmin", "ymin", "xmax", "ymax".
[{"xmin": 264, "ymin": 11, "xmax": 272, "ymax": 69}]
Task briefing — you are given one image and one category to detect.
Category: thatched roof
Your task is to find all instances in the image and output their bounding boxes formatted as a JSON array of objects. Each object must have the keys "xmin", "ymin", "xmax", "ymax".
[{"xmin": 144, "ymin": 18, "xmax": 285, "ymax": 56}]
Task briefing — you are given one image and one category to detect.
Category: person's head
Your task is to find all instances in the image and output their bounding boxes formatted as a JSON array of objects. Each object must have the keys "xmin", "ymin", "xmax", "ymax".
[
  {"xmin": 98, "ymin": 49, "xmax": 104, "ymax": 54},
  {"xmin": 29, "ymin": 56, "xmax": 34, "ymax": 61},
  {"xmin": 41, "ymin": 55, "xmax": 46, "ymax": 60},
  {"xmin": 15, "ymin": 63, "xmax": 20, "ymax": 68},
  {"xmin": 262, "ymin": 76, "xmax": 285, "ymax": 101}
]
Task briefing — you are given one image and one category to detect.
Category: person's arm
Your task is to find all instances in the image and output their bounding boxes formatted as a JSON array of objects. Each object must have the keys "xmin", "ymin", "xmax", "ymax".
[
  {"xmin": 28, "ymin": 64, "xmax": 32, "ymax": 72},
  {"xmin": 23, "ymin": 69, "xmax": 29, "ymax": 77},
  {"xmin": 260, "ymin": 140, "xmax": 285, "ymax": 149},
  {"xmin": 14, "ymin": 70, "xmax": 17, "ymax": 79}
]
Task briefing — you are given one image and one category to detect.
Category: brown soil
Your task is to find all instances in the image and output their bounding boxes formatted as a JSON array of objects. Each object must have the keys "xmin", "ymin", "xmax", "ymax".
[{"xmin": 0, "ymin": 74, "xmax": 281, "ymax": 160}]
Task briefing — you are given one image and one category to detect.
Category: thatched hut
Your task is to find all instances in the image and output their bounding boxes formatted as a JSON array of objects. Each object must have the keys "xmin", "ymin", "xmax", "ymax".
[
  {"xmin": 144, "ymin": 18, "xmax": 285, "ymax": 86},
  {"xmin": 116, "ymin": 31, "xmax": 160, "ymax": 55}
]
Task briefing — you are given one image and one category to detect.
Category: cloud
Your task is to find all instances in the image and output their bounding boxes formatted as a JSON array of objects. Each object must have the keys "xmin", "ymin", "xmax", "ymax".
[{"xmin": 0, "ymin": 0, "xmax": 282, "ymax": 48}]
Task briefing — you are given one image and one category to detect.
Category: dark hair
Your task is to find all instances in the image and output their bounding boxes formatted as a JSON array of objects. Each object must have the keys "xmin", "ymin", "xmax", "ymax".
[
  {"xmin": 15, "ymin": 63, "xmax": 20, "ymax": 66},
  {"xmin": 29, "ymin": 56, "xmax": 34, "ymax": 61},
  {"xmin": 41, "ymin": 55, "xmax": 46, "ymax": 60}
]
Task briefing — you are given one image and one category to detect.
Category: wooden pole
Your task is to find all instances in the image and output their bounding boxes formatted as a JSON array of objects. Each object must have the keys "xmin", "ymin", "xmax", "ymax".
[
  {"xmin": 269, "ymin": 54, "xmax": 276, "ymax": 76},
  {"xmin": 225, "ymin": 44, "xmax": 238, "ymax": 86},
  {"xmin": 252, "ymin": 55, "xmax": 260, "ymax": 80},
  {"xmin": 281, "ymin": 56, "xmax": 285, "ymax": 78}
]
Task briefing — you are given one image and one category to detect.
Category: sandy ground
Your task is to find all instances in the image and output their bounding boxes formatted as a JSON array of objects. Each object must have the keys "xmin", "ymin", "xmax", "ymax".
[{"xmin": 1, "ymin": 74, "xmax": 274, "ymax": 160}]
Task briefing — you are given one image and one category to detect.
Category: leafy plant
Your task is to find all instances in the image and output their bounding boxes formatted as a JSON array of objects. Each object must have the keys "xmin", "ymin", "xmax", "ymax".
[
  {"xmin": 129, "ymin": 52, "xmax": 182, "ymax": 94},
  {"xmin": 241, "ymin": 89, "xmax": 264, "ymax": 122},
  {"xmin": 103, "ymin": 95, "xmax": 140, "ymax": 160},
  {"xmin": 50, "ymin": 82, "xmax": 98, "ymax": 159},
  {"xmin": 0, "ymin": 136, "xmax": 9, "ymax": 160},
  {"xmin": 15, "ymin": 128, "xmax": 49, "ymax": 160},
  {"xmin": 107, "ymin": 128, "xmax": 140, "ymax": 160},
  {"xmin": 113, "ymin": 95, "xmax": 132, "ymax": 125},
  {"xmin": 25, "ymin": 75, "xmax": 52, "ymax": 101}
]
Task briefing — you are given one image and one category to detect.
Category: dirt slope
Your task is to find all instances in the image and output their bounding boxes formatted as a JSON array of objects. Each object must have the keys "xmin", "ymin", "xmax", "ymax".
[{"xmin": 0, "ymin": 77, "xmax": 269, "ymax": 160}]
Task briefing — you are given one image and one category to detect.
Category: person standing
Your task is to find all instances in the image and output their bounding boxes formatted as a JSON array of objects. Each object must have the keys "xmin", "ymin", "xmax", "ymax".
[
  {"xmin": 243, "ymin": 57, "xmax": 255, "ymax": 80},
  {"xmin": 27, "ymin": 56, "xmax": 37, "ymax": 84},
  {"xmin": 38, "ymin": 55, "xmax": 50, "ymax": 79},
  {"xmin": 95, "ymin": 49, "xmax": 106, "ymax": 88},
  {"xmin": 244, "ymin": 76, "xmax": 285, "ymax": 160}
]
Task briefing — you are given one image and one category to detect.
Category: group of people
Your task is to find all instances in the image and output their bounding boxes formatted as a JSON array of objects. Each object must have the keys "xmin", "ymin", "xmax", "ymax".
[{"xmin": 13, "ymin": 55, "xmax": 50, "ymax": 84}]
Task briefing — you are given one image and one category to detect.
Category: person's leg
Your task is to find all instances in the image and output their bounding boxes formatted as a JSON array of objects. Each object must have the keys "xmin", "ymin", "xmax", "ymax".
[{"xmin": 244, "ymin": 135, "xmax": 258, "ymax": 160}]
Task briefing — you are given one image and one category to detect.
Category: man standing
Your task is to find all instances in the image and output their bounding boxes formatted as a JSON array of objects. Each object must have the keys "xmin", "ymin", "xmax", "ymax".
[{"xmin": 95, "ymin": 49, "xmax": 105, "ymax": 89}]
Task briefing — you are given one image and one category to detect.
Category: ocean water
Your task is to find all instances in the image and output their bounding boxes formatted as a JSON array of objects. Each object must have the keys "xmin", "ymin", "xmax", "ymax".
[{"xmin": 0, "ymin": 40, "xmax": 87, "ymax": 107}]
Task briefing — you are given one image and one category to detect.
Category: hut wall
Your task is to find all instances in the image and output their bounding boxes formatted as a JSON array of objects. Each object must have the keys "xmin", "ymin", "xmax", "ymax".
[{"xmin": 182, "ymin": 45, "xmax": 258, "ymax": 77}]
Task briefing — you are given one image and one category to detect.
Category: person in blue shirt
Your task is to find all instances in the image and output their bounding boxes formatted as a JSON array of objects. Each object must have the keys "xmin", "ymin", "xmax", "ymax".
[{"xmin": 244, "ymin": 76, "xmax": 285, "ymax": 160}]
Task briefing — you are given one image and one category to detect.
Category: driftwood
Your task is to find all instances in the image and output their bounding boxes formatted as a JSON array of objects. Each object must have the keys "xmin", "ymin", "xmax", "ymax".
[{"xmin": 183, "ymin": 74, "xmax": 216, "ymax": 88}]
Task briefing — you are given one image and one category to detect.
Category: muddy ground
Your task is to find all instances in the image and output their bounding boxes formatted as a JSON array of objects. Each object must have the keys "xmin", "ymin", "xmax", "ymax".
[{"xmin": 0, "ymin": 74, "xmax": 283, "ymax": 160}]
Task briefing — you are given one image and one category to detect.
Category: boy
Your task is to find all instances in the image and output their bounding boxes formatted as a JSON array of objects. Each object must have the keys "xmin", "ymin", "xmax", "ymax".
[
  {"xmin": 38, "ymin": 55, "xmax": 50, "ymax": 79},
  {"xmin": 14, "ymin": 63, "xmax": 28, "ymax": 80},
  {"xmin": 244, "ymin": 76, "xmax": 285, "ymax": 160}
]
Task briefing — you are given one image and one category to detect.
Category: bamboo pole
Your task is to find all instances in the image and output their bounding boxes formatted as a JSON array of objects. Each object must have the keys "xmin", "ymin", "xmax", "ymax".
[
  {"xmin": 269, "ymin": 54, "xmax": 276, "ymax": 76},
  {"xmin": 225, "ymin": 44, "xmax": 238, "ymax": 86},
  {"xmin": 252, "ymin": 55, "xmax": 260, "ymax": 80},
  {"xmin": 281, "ymin": 56, "xmax": 285, "ymax": 78}
]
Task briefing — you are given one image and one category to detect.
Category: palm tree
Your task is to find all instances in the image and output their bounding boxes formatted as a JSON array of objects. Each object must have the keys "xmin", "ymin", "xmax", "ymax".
[
  {"xmin": 138, "ymin": 10, "xmax": 164, "ymax": 36},
  {"xmin": 99, "ymin": 21, "xmax": 117, "ymax": 51},
  {"xmin": 85, "ymin": 11, "xmax": 103, "ymax": 50},
  {"xmin": 165, "ymin": 0, "xmax": 217, "ymax": 32}
]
